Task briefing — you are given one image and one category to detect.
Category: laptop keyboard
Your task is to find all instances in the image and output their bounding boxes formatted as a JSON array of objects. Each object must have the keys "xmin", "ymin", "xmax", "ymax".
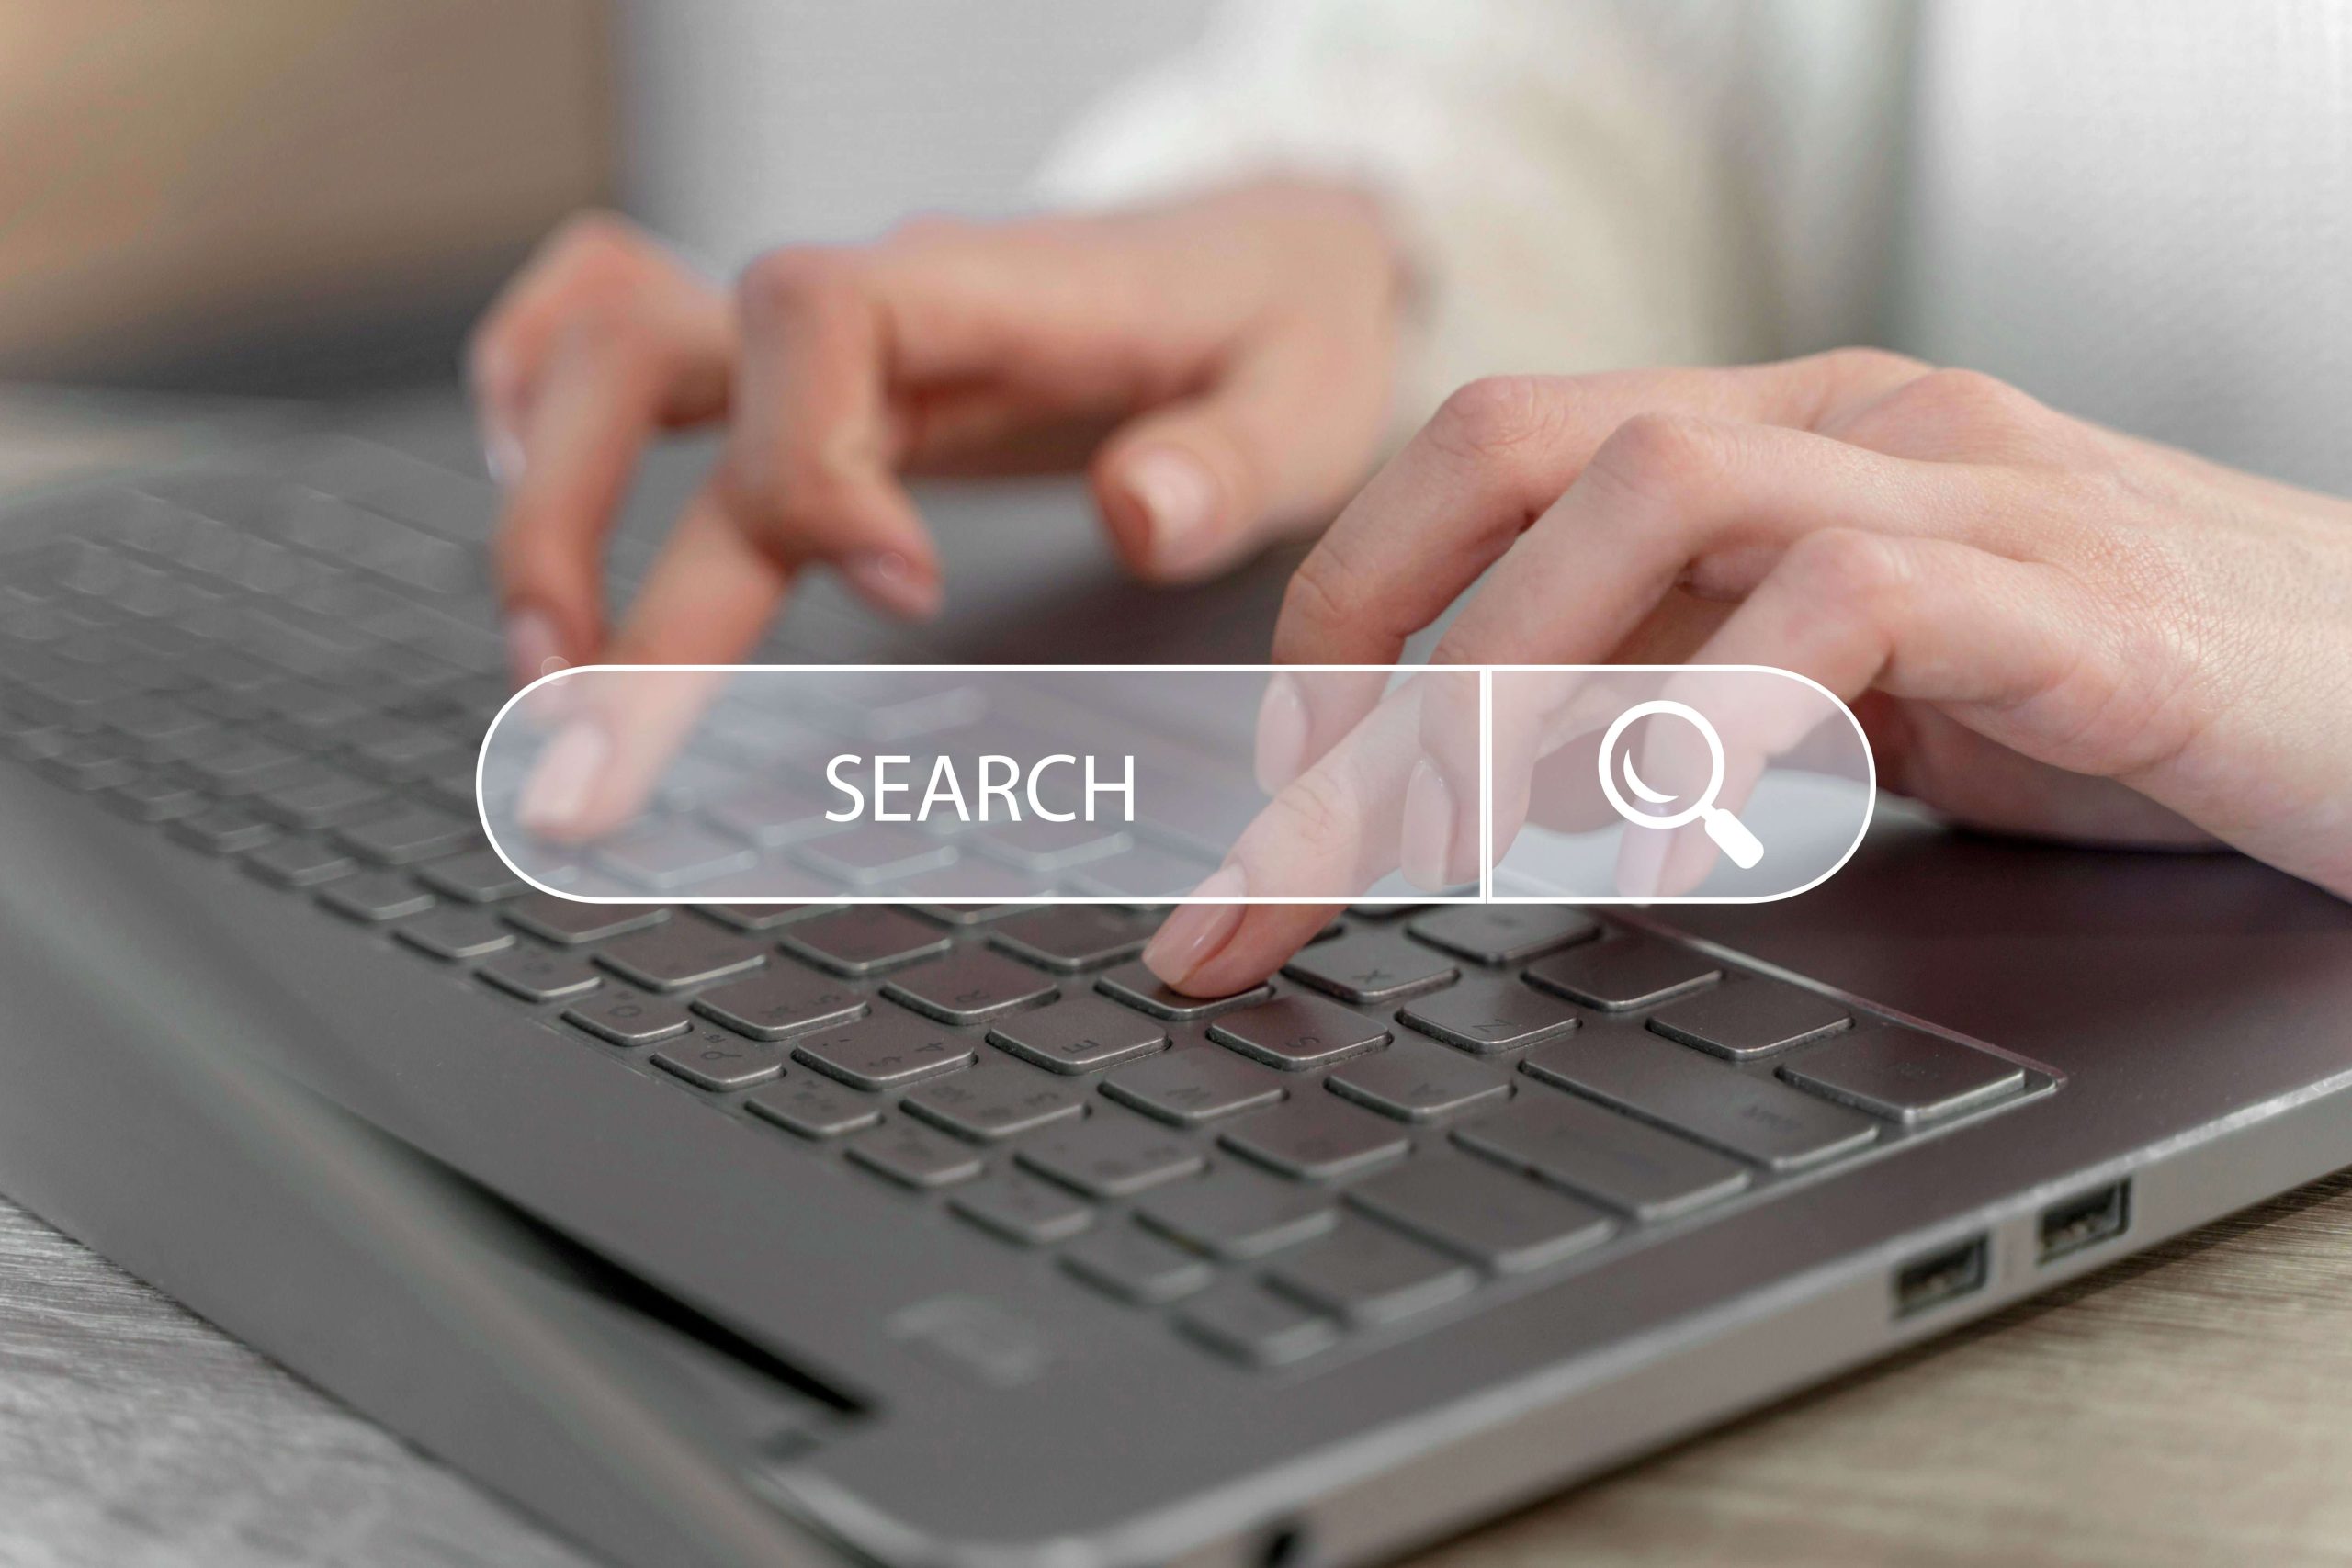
[{"xmin": 0, "ymin": 440, "xmax": 2054, "ymax": 1371}]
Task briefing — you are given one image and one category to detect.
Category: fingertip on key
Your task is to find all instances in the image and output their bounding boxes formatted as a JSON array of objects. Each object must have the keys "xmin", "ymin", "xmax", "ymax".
[{"xmin": 1142, "ymin": 863, "xmax": 1248, "ymax": 989}]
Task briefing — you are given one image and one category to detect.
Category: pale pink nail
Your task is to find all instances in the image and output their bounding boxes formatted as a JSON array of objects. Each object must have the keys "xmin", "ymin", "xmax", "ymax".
[
  {"xmin": 485, "ymin": 427, "xmax": 526, "ymax": 488},
  {"xmin": 1253, "ymin": 673, "xmax": 1309, "ymax": 795},
  {"xmin": 517, "ymin": 719, "xmax": 610, "ymax": 839},
  {"xmin": 504, "ymin": 606, "xmax": 569, "ymax": 693},
  {"xmin": 842, "ymin": 551, "xmax": 943, "ymax": 620},
  {"xmin": 1141, "ymin": 863, "xmax": 1247, "ymax": 987},
  {"xmin": 1401, "ymin": 758, "xmax": 1457, "ymax": 892},
  {"xmin": 1125, "ymin": 447, "xmax": 1218, "ymax": 570}
]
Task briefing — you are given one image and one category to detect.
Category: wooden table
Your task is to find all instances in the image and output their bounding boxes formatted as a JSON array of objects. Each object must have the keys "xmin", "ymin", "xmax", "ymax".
[{"xmin": 6, "ymin": 1169, "xmax": 2348, "ymax": 1568}]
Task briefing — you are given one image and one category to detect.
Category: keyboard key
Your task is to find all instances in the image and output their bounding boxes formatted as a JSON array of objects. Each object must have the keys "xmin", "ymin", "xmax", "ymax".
[
  {"xmin": 1014, "ymin": 1112, "xmax": 1207, "ymax": 1198},
  {"xmin": 334, "ymin": 807, "xmax": 477, "ymax": 866},
  {"xmin": 242, "ymin": 835, "xmax": 356, "ymax": 888},
  {"xmin": 1646, "ymin": 980, "xmax": 1853, "ymax": 1061},
  {"xmin": 1136, "ymin": 1167, "xmax": 1337, "ymax": 1259},
  {"xmin": 168, "ymin": 805, "xmax": 276, "ymax": 854},
  {"xmin": 185, "ymin": 736, "xmax": 301, "ymax": 788},
  {"xmin": 1206, "ymin": 995, "xmax": 1389, "ymax": 1071},
  {"xmin": 888, "ymin": 859, "xmax": 1040, "ymax": 906},
  {"xmin": 393, "ymin": 908, "xmax": 517, "ymax": 961},
  {"xmin": 317, "ymin": 872, "xmax": 435, "ymax": 923},
  {"xmin": 696, "ymin": 901, "xmax": 838, "ymax": 931},
  {"xmin": 1061, "ymin": 1224, "xmax": 1216, "ymax": 1305},
  {"xmin": 102, "ymin": 696, "xmax": 215, "ymax": 755},
  {"xmin": 40, "ymin": 739, "xmax": 138, "ymax": 791},
  {"xmin": 1348, "ymin": 1153, "xmax": 1613, "ymax": 1272},
  {"xmin": 1219, "ymin": 1098, "xmax": 1412, "ymax": 1181},
  {"xmin": 791, "ymin": 1010, "xmax": 976, "ymax": 1090},
  {"xmin": 108, "ymin": 773, "xmax": 206, "ymax": 823},
  {"xmin": 949, "ymin": 1173, "xmax": 1095, "ymax": 1245},
  {"xmin": 1264, "ymin": 1218, "xmax": 1476, "ymax": 1325},
  {"xmin": 986, "ymin": 907, "xmax": 1150, "ymax": 972},
  {"xmin": 561, "ymin": 988, "xmax": 692, "ymax": 1046},
  {"xmin": 1397, "ymin": 977, "xmax": 1582, "ymax": 1053},
  {"xmin": 700, "ymin": 778, "xmax": 835, "ymax": 847},
  {"xmin": 589, "ymin": 817, "xmax": 759, "ymax": 892},
  {"xmin": 1102, "ymin": 1047, "xmax": 1286, "ymax": 1126},
  {"xmin": 1281, "ymin": 931, "xmax": 1458, "ymax": 1004},
  {"xmin": 1093, "ymin": 961, "xmax": 1272, "ymax": 1021},
  {"xmin": 900, "ymin": 1062, "xmax": 1086, "ymax": 1141},
  {"xmin": 1521, "ymin": 1037, "xmax": 1878, "ymax": 1172},
  {"xmin": 743, "ymin": 1077, "xmax": 882, "ymax": 1140},
  {"xmin": 986, "ymin": 996, "xmax": 1169, "ymax": 1075},
  {"xmin": 1177, "ymin": 1281, "xmax": 1338, "ymax": 1367},
  {"xmin": 1456, "ymin": 1089, "xmax": 1750, "ymax": 1220},
  {"xmin": 1060, "ymin": 842, "xmax": 1218, "ymax": 900},
  {"xmin": 792, "ymin": 823, "xmax": 956, "ymax": 885},
  {"xmin": 593, "ymin": 924, "xmax": 768, "ymax": 992},
  {"xmin": 904, "ymin": 902, "xmax": 1027, "ymax": 927},
  {"xmin": 779, "ymin": 907, "xmax": 950, "ymax": 976},
  {"xmin": 1523, "ymin": 936, "xmax": 1721, "ymax": 1010},
  {"xmin": 1779, "ymin": 1025, "xmax": 2027, "ymax": 1123},
  {"xmin": 1408, "ymin": 906, "xmax": 1600, "ymax": 965},
  {"xmin": 1325, "ymin": 1040, "xmax": 1512, "ymax": 1122},
  {"xmin": 881, "ymin": 950, "xmax": 1058, "ymax": 1024},
  {"xmin": 253, "ymin": 770, "xmax": 387, "ymax": 830},
  {"xmin": 969, "ymin": 814, "xmax": 1130, "ymax": 873},
  {"xmin": 649, "ymin": 1026, "xmax": 787, "ymax": 1091},
  {"xmin": 345, "ymin": 717, "xmax": 463, "ymax": 777},
  {"xmin": 690, "ymin": 970, "xmax": 867, "ymax": 1041},
  {"xmin": 477, "ymin": 947, "xmax": 602, "ymax": 1003},
  {"xmin": 845, "ymin": 1121, "xmax": 986, "ymax": 1190},
  {"xmin": 504, "ymin": 894, "xmax": 669, "ymax": 945},
  {"xmin": 416, "ymin": 850, "xmax": 527, "ymax": 903}
]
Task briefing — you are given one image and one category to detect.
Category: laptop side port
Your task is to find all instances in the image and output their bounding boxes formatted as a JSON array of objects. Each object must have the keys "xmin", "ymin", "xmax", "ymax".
[
  {"xmin": 1893, "ymin": 1235, "xmax": 1989, "ymax": 1318},
  {"xmin": 2038, "ymin": 1179, "xmax": 2131, "ymax": 1263}
]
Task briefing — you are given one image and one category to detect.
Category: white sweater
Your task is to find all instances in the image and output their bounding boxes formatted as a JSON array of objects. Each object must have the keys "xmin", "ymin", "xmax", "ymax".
[{"xmin": 1038, "ymin": 0, "xmax": 2352, "ymax": 496}]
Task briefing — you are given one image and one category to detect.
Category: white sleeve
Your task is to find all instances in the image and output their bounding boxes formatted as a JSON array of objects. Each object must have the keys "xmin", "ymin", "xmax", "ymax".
[{"xmin": 1036, "ymin": 0, "xmax": 1912, "ymax": 440}]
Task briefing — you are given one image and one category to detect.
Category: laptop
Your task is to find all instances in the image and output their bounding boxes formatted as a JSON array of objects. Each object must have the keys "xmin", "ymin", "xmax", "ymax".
[{"xmin": 0, "ymin": 399, "xmax": 2346, "ymax": 1568}]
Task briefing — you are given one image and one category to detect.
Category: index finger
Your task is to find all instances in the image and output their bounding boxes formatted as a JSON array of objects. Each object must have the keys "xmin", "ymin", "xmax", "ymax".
[
  {"xmin": 1260, "ymin": 352, "xmax": 1926, "ymax": 785},
  {"xmin": 716, "ymin": 249, "xmax": 943, "ymax": 622}
]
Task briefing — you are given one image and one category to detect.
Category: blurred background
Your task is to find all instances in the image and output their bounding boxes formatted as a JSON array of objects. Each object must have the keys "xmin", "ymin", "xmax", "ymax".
[
  {"xmin": 0, "ymin": 0, "xmax": 1213, "ymax": 398},
  {"xmin": 7, "ymin": 2, "xmax": 2348, "ymax": 502}
]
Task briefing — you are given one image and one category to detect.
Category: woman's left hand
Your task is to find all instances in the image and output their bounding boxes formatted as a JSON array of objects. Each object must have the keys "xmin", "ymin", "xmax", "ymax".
[{"xmin": 1141, "ymin": 349, "xmax": 2352, "ymax": 994}]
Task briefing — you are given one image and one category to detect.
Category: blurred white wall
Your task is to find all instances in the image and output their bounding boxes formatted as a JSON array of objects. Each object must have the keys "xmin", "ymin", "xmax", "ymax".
[{"xmin": 615, "ymin": 0, "xmax": 1216, "ymax": 272}]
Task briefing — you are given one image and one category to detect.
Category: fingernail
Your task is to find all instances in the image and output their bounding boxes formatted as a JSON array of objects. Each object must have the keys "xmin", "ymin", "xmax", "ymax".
[
  {"xmin": 485, "ymin": 427, "xmax": 526, "ymax": 488},
  {"xmin": 1401, "ymin": 758, "xmax": 1457, "ymax": 892},
  {"xmin": 517, "ymin": 719, "xmax": 611, "ymax": 839},
  {"xmin": 842, "ymin": 551, "xmax": 942, "ymax": 620},
  {"xmin": 505, "ymin": 607, "xmax": 570, "ymax": 692},
  {"xmin": 1616, "ymin": 817, "xmax": 1669, "ymax": 899},
  {"xmin": 1141, "ymin": 863, "xmax": 1248, "ymax": 987},
  {"xmin": 1125, "ymin": 447, "xmax": 1218, "ymax": 570},
  {"xmin": 1254, "ymin": 673, "xmax": 1309, "ymax": 795}
]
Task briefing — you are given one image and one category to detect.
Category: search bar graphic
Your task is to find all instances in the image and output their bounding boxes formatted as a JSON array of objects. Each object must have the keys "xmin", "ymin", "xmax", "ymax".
[{"xmin": 478, "ymin": 665, "xmax": 1871, "ymax": 906}]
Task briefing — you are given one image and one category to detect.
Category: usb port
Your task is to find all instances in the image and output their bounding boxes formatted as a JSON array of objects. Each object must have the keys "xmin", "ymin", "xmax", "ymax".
[
  {"xmin": 2038, "ymin": 1179, "xmax": 2130, "ymax": 1263},
  {"xmin": 1893, "ymin": 1235, "xmax": 1988, "ymax": 1317}
]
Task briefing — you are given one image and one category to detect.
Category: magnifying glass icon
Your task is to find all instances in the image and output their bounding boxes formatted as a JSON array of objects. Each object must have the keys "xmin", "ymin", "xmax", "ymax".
[{"xmin": 1596, "ymin": 699, "xmax": 1765, "ymax": 870}]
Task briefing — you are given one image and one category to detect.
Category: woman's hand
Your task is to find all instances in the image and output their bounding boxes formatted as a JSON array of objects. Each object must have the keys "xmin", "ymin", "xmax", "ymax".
[
  {"xmin": 1141, "ymin": 349, "xmax": 2352, "ymax": 995},
  {"xmin": 467, "ymin": 184, "xmax": 1409, "ymax": 686}
]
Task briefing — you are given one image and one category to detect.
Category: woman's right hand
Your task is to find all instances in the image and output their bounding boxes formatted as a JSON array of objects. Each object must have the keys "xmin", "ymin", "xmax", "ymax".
[{"xmin": 468, "ymin": 183, "xmax": 1410, "ymax": 688}]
